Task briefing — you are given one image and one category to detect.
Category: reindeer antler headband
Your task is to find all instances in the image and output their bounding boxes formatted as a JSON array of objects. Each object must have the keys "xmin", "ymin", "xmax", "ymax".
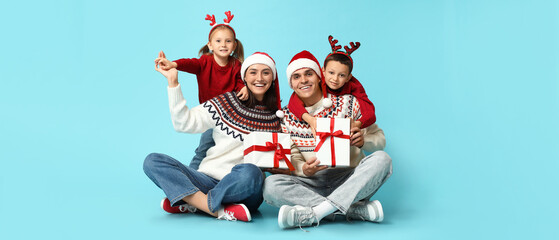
[
  {"xmin": 327, "ymin": 35, "xmax": 361, "ymax": 63},
  {"xmin": 205, "ymin": 11, "xmax": 236, "ymax": 40}
]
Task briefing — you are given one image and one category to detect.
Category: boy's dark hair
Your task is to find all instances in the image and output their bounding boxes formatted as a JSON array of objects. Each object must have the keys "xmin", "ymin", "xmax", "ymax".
[
  {"xmin": 198, "ymin": 25, "xmax": 245, "ymax": 63},
  {"xmin": 241, "ymin": 82, "xmax": 278, "ymax": 113},
  {"xmin": 323, "ymin": 53, "xmax": 353, "ymax": 73}
]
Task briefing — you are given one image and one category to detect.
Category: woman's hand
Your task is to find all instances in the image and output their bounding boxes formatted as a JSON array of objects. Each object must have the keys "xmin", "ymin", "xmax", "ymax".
[
  {"xmin": 350, "ymin": 126, "xmax": 364, "ymax": 148},
  {"xmin": 155, "ymin": 51, "xmax": 179, "ymax": 87},
  {"xmin": 302, "ymin": 156, "xmax": 327, "ymax": 177},
  {"xmin": 154, "ymin": 51, "xmax": 177, "ymax": 70},
  {"xmin": 237, "ymin": 86, "xmax": 249, "ymax": 101}
]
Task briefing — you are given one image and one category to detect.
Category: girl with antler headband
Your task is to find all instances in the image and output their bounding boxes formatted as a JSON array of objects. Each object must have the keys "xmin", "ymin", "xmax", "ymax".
[
  {"xmin": 287, "ymin": 35, "xmax": 377, "ymax": 137},
  {"xmin": 155, "ymin": 11, "xmax": 248, "ymax": 170}
]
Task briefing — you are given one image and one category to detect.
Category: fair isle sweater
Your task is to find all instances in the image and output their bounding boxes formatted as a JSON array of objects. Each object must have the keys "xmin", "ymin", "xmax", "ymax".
[
  {"xmin": 281, "ymin": 94, "xmax": 386, "ymax": 176},
  {"xmin": 168, "ymin": 84, "xmax": 281, "ymax": 180}
]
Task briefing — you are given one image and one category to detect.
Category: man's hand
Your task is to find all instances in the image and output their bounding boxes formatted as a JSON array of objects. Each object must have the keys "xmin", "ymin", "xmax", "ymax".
[
  {"xmin": 350, "ymin": 126, "xmax": 364, "ymax": 148},
  {"xmin": 302, "ymin": 156, "xmax": 327, "ymax": 176}
]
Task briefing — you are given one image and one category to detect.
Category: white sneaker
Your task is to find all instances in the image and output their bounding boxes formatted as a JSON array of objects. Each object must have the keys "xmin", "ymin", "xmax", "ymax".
[
  {"xmin": 347, "ymin": 200, "xmax": 384, "ymax": 222},
  {"xmin": 278, "ymin": 205, "xmax": 317, "ymax": 229}
]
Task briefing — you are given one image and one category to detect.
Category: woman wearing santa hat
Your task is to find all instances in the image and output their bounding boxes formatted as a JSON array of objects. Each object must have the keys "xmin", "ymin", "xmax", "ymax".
[{"xmin": 144, "ymin": 52, "xmax": 284, "ymax": 222}]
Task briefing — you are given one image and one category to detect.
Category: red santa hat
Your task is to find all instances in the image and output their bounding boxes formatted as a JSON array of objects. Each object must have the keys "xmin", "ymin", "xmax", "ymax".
[
  {"xmin": 285, "ymin": 50, "xmax": 332, "ymax": 108},
  {"xmin": 205, "ymin": 11, "xmax": 236, "ymax": 40},
  {"xmin": 241, "ymin": 52, "xmax": 284, "ymax": 118}
]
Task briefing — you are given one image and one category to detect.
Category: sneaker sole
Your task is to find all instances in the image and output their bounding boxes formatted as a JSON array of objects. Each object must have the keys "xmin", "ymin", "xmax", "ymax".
[
  {"xmin": 278, "ymin": 205, "xmax": 288, "ymax": 229},
  {"xmin": 238, "ymin": 203, "xmax": 252, "ymax": 222},
  {"xmin": 371, "ymin": 200, "xmax": 384, "ymax": 222}
]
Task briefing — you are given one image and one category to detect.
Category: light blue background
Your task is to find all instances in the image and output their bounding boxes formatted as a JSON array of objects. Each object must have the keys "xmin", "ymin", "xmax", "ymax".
[{"xmin": 1, "ymin": 0, "xmax": 558, "ymax": 239}]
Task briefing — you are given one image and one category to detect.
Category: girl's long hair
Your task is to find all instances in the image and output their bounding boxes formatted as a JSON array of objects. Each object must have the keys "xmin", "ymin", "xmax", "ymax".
[{"xmin": 198, "ymin": 26, "xmax": 244, "ymax": 63}]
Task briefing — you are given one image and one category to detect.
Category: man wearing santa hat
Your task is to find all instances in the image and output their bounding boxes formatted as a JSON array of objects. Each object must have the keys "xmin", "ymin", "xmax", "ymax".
[{"xmin": 263, "ymin": 50, "xmax": 393, "ymax": 229}]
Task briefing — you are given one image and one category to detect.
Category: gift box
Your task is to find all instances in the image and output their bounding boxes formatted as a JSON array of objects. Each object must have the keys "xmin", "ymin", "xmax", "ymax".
[
  {"xmin": 243, "ymin": 132, "xmax": 295, "ymax": 170},
  {"xmin": 314, "ymin": 118, "xmax": 351, "ymax": 167}
]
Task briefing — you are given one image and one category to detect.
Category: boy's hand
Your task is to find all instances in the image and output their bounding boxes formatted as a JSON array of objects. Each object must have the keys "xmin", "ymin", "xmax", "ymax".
[
  {"xmin": 154, "ymin": 51, "xmax": 177, "ymax": 70},
  {"xmin": 302, "ymin": 114, "xmax": 317, "ymax": 137},
  {"xmin": 352, "ymin": 120, "xmax": 362, "ymax": 129},
  {"xmin": 350, "ymin": 126, "xmax": 364, "ymax": 148},
  {"xmin": 237, "ymin": 86, "xmax": 249, "ymax": 101},
  {"xmin": 302, "ymin": 156, "xmax": 327, "ymax": 177}
]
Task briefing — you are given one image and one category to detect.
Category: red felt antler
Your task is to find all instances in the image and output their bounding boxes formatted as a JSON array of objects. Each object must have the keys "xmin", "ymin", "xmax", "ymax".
[
  {"xmin": 328, "ymin": 35, "xmax": 342, "ymax": 52},
  {"xmin": 344, "ymin": 42, "xmax": 361, "ymax": 55},
  {"xmin": 205, "ymin": 14, "xmax": 216, "ymax": 26},
  {"xmin": 224, "ymin": 11, "xmax": 234, "ymax": 24}
]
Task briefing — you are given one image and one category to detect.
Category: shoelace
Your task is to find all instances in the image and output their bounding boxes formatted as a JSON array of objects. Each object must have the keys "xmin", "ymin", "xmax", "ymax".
[
  {"xmin": 347, "ymin": 203, "xmax": 370, "ymax": 222},
  {"xmin": 178, "ymin": 204, "xmax": 197, "ymax": 213},
  {"xmin": 294, "ymin": 209, "xmax": 318, "ymax": 231},
  {"xmin": 218, "ymin": 210, "xmax": 237, "ymax": 221}
]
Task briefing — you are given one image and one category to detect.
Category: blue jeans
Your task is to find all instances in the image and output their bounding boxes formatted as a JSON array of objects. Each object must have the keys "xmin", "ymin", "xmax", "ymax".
[
  {"xmin": 143, "ymin": 153, "xmax": 264, "ymax": 213},
  {"xmin": 189, "ymin": 129, "xmax": 215, "ymax": 170}
]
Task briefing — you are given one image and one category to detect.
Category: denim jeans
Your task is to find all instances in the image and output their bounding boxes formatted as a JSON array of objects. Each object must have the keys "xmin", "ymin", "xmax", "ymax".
[
  {"xmin": 263, "ymin": 150, "xmax": 392, "ymax": 214},
  {"xmin": 189, "ymin": 129, "xmax": 215, "ymax": 170},
  {"xmin": 144, "ymin": 153, "xmax": 264, "ymax": 213}
]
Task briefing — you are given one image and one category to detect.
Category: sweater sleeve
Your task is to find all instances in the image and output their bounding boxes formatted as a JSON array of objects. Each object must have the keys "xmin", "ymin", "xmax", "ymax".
[
  {"xmin": 347, "ymin": 77, "xmax": 376, "ymax": 128},
  {"xmin": 167, "ymin": 84, "xmax": 214, "ymax": 133},
  {"xmin": 173, "ymin": 58, "xmax": 202, "ymax": 74},
  {"xmin": 288, "ymin": 143, "xmax": 307, "ymax": 176},
  {"xmin": 360, "ymin": 124, "xmax": 386, "ymax": 153},
  {"xmin": 287, "ymin": 92, "xmax": 308, "ymax": 120}
]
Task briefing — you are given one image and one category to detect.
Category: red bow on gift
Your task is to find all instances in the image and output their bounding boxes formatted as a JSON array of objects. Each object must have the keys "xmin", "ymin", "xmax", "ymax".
[
  {"xmin": 314, "ymin": 118, "xmax": 350, "ymax": 167},
  {"xmin": 244, "ymin": 133, "xmax": 295, "ymax": 171}
]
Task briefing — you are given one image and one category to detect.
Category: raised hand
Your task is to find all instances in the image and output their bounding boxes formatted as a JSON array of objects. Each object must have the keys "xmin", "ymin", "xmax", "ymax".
[
  {"xmin": 154, "ymin": 51, "xmax": 176, "ymax": 70},
  {"xmin": 155, "ymin": 51, "xmax": 179, "ymax": 87}
]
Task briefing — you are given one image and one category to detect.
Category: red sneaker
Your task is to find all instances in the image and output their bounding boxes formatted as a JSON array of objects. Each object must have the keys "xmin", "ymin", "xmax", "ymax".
[
  {"xmin": 160, "ymin": 198, "xmax": 197, "ymax": 214},
  {"xmin": 217, "ymin": 203, "xmax": 252, "ymax": 222}
]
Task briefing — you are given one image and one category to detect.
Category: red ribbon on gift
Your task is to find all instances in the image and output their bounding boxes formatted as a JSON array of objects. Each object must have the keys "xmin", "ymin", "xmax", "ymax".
[
  {"xmin": 243, "ymin": 132, "xmax": 295, "ymax": 171},
  {"xmin": 314, "ymin": 118, "xmax": 350, "ymax": 167}
]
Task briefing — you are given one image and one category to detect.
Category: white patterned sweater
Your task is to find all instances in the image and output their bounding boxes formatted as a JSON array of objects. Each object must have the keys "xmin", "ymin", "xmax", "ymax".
[
  {"xmin": 168, "ymin": 84, "xmax": 281, "ymax": 180},
  {"xmin": 281, "ymin": 94, "xmax": 386, "ymax": 176}
]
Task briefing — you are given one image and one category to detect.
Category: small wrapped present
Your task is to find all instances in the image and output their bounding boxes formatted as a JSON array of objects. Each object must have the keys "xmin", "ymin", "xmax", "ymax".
[
  {"xmin": 243, "ymin": 132, "xmax": 295, "ymax": 170},
  {"xmin": 314, "ymin": 118, "xmax": 351, "ymax": 167}
]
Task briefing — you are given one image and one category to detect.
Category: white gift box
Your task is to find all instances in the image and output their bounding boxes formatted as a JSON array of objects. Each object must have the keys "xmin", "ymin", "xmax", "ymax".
[
  {"xmin": 243, "ymin": 132, "xmax": 294, "ymax": 170},
  {"xmin": 314, "ymin": 118, "xmax": 351, "ymax": 167}
]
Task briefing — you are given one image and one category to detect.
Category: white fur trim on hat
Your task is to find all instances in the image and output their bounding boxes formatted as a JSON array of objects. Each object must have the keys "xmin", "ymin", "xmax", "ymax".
[
  {"xmin": 241, "ymin": 53, "xmax": 277, "ymax": 81},
  {"xmin": 322, "ymin": 97, "xmax": 332, "ymax": 108},
  {"xmin": 286, "ymin": 58, "xmax": 322, "ymax": 88}
]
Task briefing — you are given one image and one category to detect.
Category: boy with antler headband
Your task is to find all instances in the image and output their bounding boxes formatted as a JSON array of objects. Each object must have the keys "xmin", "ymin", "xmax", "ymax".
[{"xmin": 287, "ymin": 35, "xmax": 376, "ymax": 135}]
